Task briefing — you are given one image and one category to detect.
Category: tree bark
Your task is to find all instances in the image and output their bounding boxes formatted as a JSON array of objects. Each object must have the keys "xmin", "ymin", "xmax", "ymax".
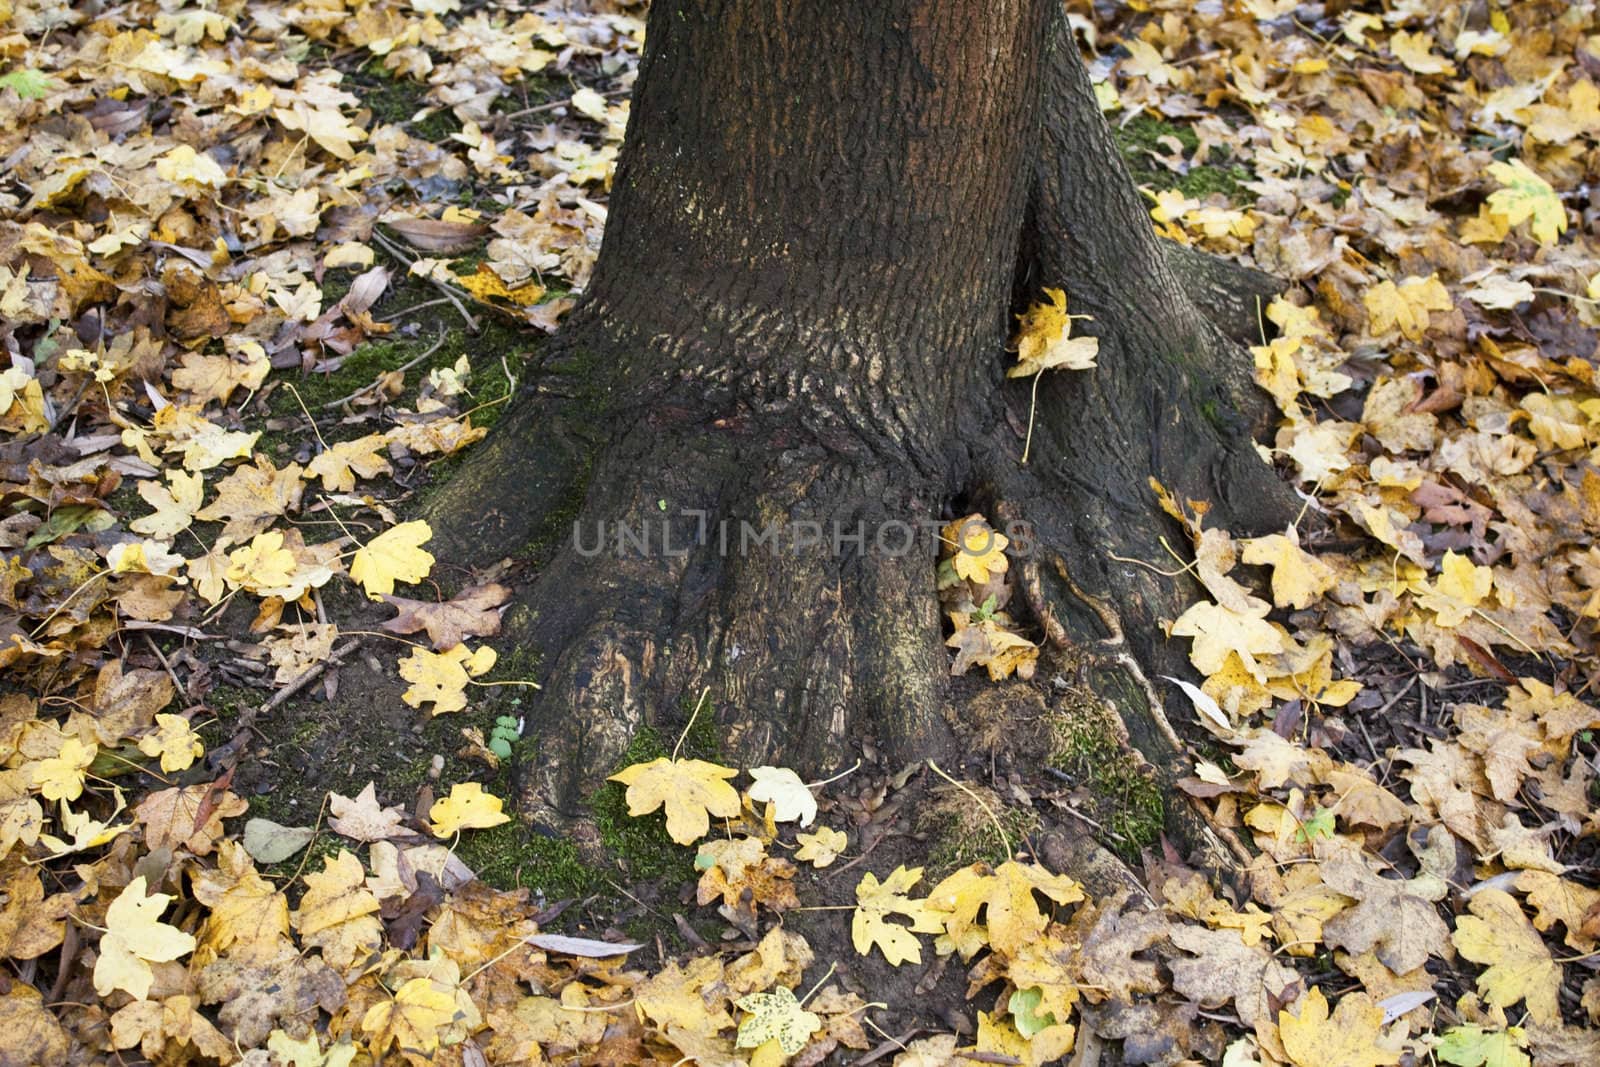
[{"xmin": 426, "ymin": 0, "xmax": 1296, "ymax": 861}]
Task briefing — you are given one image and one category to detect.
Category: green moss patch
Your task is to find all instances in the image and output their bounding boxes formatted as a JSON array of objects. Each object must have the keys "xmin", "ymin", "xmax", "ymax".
[{"xmin": 1044, "ymin": 690, "xmax": 1165, "ymax": 860}]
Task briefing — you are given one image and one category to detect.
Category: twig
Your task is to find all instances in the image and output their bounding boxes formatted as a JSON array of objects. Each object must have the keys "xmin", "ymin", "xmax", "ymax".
[
  {"xmin": 247, "ymin": 638, "xmax": 362, "ymax": 728},
  {"xmin": 321, "ymin": 326, "xmax": 448, "ymax": 409},
  {"xmin": 370, "ymin": 229, "xmax": 480, "ymax": 333}
]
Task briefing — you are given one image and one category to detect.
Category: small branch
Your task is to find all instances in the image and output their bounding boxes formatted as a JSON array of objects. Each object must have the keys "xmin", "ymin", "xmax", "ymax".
[
  {"xmin": 371, "ymin": 229, "xmax": 480, "ymax": 334},
  {"xmin": 321, "ymin": 326, "xmax": 448, "ymax": 410}
]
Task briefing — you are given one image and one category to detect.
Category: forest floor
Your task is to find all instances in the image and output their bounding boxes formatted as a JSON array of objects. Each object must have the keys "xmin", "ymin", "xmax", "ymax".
[{"xmin": 3, "ymin": 1, "xmax": 1600, "ymax": 1065}]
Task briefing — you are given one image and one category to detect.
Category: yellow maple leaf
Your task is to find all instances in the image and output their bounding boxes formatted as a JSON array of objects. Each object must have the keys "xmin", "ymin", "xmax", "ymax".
[
  {"xmin": 1009, "ymin": 288, "xmax": 1098, "ymax": 377},
  {"xmin": 130, "ymin": 471, "xmax": 205, "ymax": 540},
  {"xmin": 1364, "ymin": 275, "xmax": 1452, "ymax": 341},
  {"xmin": 155, "ymin": 144, "xmax": 228, "ymax": 188},
  {"xmin": 93, "ymin": 876, "xmax": 198, "ymax": 1001},
  {"xmin": 1388, "ymin": 30, "xmax": 1454, "ymax": 76},
  {"xmin": 304, "ymin": 434, "xmax": 392, "ymax": 492},
  {"xmin": 32, "ymin": 737, "xmax": 96, "ymax": 802},
  {"xmin": 851, "ymin": 865, "xmax": 945, "ymax": 966},
  {"xmin": 194, "ymin": 457, "xmax": 304, "ymax": 540},
  {"xmin": 273, "ymin": 102, "xmax": 367, "ymax": 159},
  {"xmin": 1486, "ymin": 159, "xmax": 1567, "ymax": 246},
  {"xmin": 735, "ymin": 987, "xmax": 820, "ymax": 1055},
  {"xmin": 292, "ymin": 849, "xmax": 382, "ymax": 970},
  {"xmin": 225, "ymin": 531, "xmax": 297, "ymax": 594},
  {"xmin": 1240, "ymin": 530, "xmax": 1336, "ymax": 610},
  {"xmin": 607, "ymin": 757, "xmax": 741, "ymax": 844},
  {"xmin": 945, "ymin": 514, "xmax": 1009, "ymax": 583},
  {"xmin": 1169, "ymin": 600, "xmax": 1286, "ymax": 683},
  {"xmin": 398, "ymin": 643, "xmax": 497, "ymax": 715},
  {"xmin": 362, "ymin": 977, "xmax": 458, "ymax": 1056},
  {"xmin": 926, "ymin": 861, "xmax": 1084, "ymax": 959},
  {"xmin": 428, "ymin": 781, "xmax": 511, "ymax": 837},
  {"xmin": 1278, "ymin": 986, "xmax": 1400, "ymax": 1067},
  {"xmin": 795, "ymin": 826, "xmax": 847, "ymax": 868},
  {"xmin": 137, "ymin": 714, "xmax": 204, "ymax": 773},
  {"xmin": 1452, "ymin": 889, "xmax": 1562, "ymax": 1025},
  {"xmin": 1416, "ymin": 550, "xmax": 1493, "ymax": 628},
  {"xmin": 350, "ymin": 520, "xmax": 435, "ymax": 599}
]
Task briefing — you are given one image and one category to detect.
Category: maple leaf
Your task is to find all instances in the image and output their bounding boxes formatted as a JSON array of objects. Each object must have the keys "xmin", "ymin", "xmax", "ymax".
[
  {"xmin": 735, "ymin": 986, "xmax": 821, "ymax": 1055},
  {"xmin": 1009, "ymin": 288, "xmax": 1098, "ymax": 376},
  {"xmin": 1169, "ymin": 924, "xmax": 1300, "ymax": 1033},
  {"xmin": 273, "ymin": 102, "xmax": 367, "ymax": 159},
  {"xmin": 1515, "ymin": 870, "xmax": 1600, "ymax": 952},
  {"xmin": 350, "ymin": 519, "xmax": 435, "ymax": 599},
  {"xmin": 137, "ymin": 713, "xmax": 204, "ymax": 772},
  {"xmin": 1278, "ymin": 986, "xmax": 1400, "ymax": 1067},
  {"xmin": 1486, "ymin": 159, "xmax": 1567, "ymax": 246},
  {"xmin": 1315, "ymin": 846, "xmax": 1451, "ymax": 974},
  {"xmin": 381, "ymin": 582, "xmax": 510, "ymax": 649},
  {"xmin": 428, "ymin": 781, "xmax": 511, "ymax": 837},
  {"xmin": 328, "ymin": 782, "xmax": 409, "ymax": 842},
  {"xmin": 31, "ymin": 735, "xmax": 95, "ymax": 801},
  {"xmin": 130, "ymin": 470, "xmax": 205, "ymax": 539},
  {"xmin": 94, "ymin": 876, "xmax": 198, "ymax": 1000},
  {"xmin": 851, "ymin": 865, "xmax": 945, "ymax": 965},
  {"xmin": 697, "ymin": 837, "xmax": 799, "ymax": 921},
  {"xmin": 1170, "ymin": 599, "xmax": 1286, "ymax": 682},
  {"xmin": 1417, "ymin": 550, "xmax": 1493, "ymax": 628},
  {"xmin": 361, "ymin": 976, "xmax": 459, "ymax": 1057},
  {"xmin": 304, "ymin": 434, "xmax": 393, "ymax": 492},
  {"xmin": 607, "ymin": 756, "xmax": 741, "ymax": 844},
  {"xmin": 927, "ymin": 861, "xmax": 1084, "ymax": 959},
  {"xmin": 1436, "ymin": 1024, "xmax": 1531, "ymax": 1067},
  {"xmin": 171, "ymin": 347, "xmax": 268, "ymax": 407},
  {"xmin": 944, "ymin": 514, "xmax": 1010, "ymax": 583},
  {"xmin": 193, "ymin": 457, "xmax": 304, "ymax": 541},
  {"xmin": 135, "ymin": 784, "xmax": 247, "ymax": 855},
  {"xmin": 795, "ymin": 825, "xmax": 847, "ymax": 867},
  {"xmin": 0, "ymin": 865, "xmax": 71, "ymax": 960},
  {"xmin": 747, "ymin": 766, "xmax": 817, "ymax": 826},
  {"xmin": 1452, "ymin": 889, "xmax": 1562, "ymax": 1025},
  {"xmin": 1240, "ymin": 529, "xmax": 1336, "ymax": 610},
  {"xmin": 1363, "ymin": 274, "xmax": 1452, "ymax": 341},
  {"xmin": 292, "ymin": 849, "xmax": 382, "ymax": 970},
  {"xmin": 0, "ymin": 985, "xmax": 69, "ymax": 1066},
  {"xmin": 398, "ymin": 642, "xmax": 497, "ymax": 714}
]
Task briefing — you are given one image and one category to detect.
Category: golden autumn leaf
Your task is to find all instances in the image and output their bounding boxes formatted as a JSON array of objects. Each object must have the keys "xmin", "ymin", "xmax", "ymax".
[
  {"xmin": 851, "ymin": 865, "xmax": 945, "ymax": 966},
  {"xmin": 1278, "ymin": 986, "xmax": 1400, "ymax": 1067},
  {"xmin": 428, "ymin": 781, "xmax": 511, "ymax": 837},
  {"xmin": 606, "ymin": 756, "xmax": 741, "ymax": 845},
  {"xmin": 398, "ymin": 642, "xmax": 497, "ymax": 715},
  {"xmin": 1452, "ymin": 889, "xmax": 1562, "ymax": 1025},
  {"xmin": 349, "ymin": 519, "xmax": 435, "ymax": 599},
  {"xmin": 94, "ymin": 876, "xmax": 198, "ymax": 1001}
]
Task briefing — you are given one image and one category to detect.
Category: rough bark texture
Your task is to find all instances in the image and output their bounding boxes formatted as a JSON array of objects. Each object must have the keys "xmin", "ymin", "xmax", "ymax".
[{"xmin": 427, "ymin": 0, "xmax": 1296, "ymax": 863}]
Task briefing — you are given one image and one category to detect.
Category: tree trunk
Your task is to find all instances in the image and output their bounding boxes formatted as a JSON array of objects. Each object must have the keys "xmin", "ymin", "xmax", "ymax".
[{"xmin": 427, "ymin": 0, "xmax": 1297, "ymax": 860}]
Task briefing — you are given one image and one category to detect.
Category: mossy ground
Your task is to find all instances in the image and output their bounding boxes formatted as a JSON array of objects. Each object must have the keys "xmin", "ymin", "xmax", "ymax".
[
  {"xmin": 1111, "ymin": 114, "xmax": 1254, "ymax": 203},
  {"xmin": 1043, "ymin": 690, "xmax": 1166, "ymax": 860},
  {"xmin": 918, "ymin": 785, "xmax": 1042, "ymax": 876}
]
